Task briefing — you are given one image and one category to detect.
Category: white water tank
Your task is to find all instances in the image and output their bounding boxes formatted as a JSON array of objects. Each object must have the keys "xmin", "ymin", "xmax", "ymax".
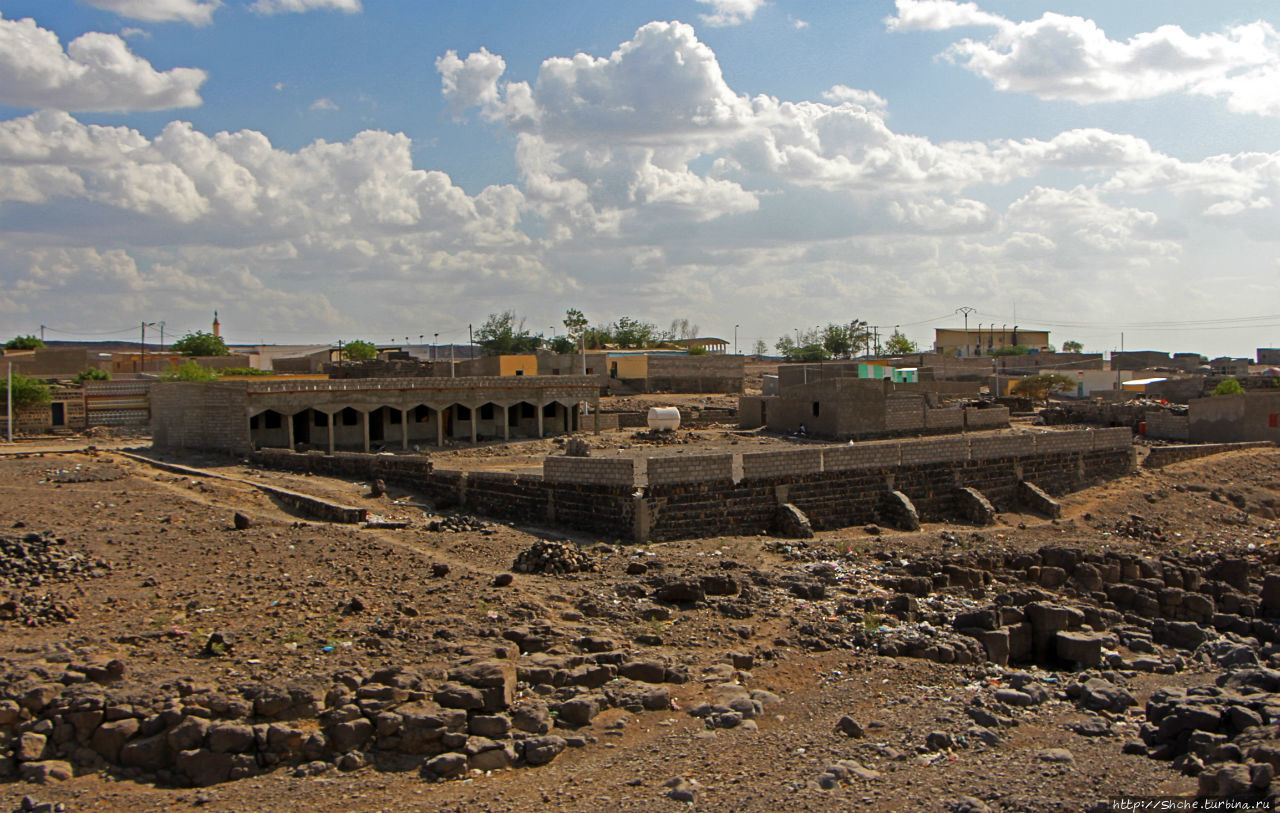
[{"xmin": 647, "ymin": 407, "xmax": 681, "ymax": 430}]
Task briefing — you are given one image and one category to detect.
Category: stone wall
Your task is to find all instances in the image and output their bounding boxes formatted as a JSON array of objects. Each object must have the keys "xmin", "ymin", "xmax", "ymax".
[
  {"xmin": 1142, "ymin": 441, "xmax": 1275, "ymax": 469},
  {"xmin": 245, "ymin": 429, "xmax": 1133, "ymax": 543}
]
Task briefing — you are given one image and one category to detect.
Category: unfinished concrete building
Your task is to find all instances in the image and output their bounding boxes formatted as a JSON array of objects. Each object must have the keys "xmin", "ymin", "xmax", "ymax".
[
  {"xmin": 151, "ymin": 376, "xmax": 600, "ymax": 455},
  {"xmin": 739, "ymin": 377, "xmax": 1008, "ymax": 440}
]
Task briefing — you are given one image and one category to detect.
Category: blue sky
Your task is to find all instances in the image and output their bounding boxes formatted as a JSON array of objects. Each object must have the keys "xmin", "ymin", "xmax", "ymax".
[{"xmin": 1, "ymin": 0, "xmax": 1278, "ymax": 357}]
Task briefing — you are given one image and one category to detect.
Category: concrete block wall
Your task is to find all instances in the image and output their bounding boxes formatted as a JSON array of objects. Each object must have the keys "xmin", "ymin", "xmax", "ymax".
[
  {"xmin": 900, "ymin": 436, "xmax": 969, "ymax": 465},
  {"xmin": 1093, "ymin": 426, "xmax": 1134, "ymax": 449},
  {"xmin": 924, "ymin": 408, "xmax": 965, "ymax": 431},
  {"xmin": 1144, "ymin": 411, "xmax": 1189, "ymax": 442},
  {"xmin": 543, "ymin": 457, "xmax": 635, "ymax": 486},
  {"xmin": 1034, "ymin": 431, "xmax": 1092, "ymax": 454},
  {"xmin": 969, "ymin": 435, "xmax": 1036, "ymax": 460},
  {"xmin": 646, "ymin": 454, "xmax": 734, "ymax": 485},
  {"xmin": 885, "ymin": 399, "xmax": 924, "ymax": 432},
  {"xmin": 741, "ymin": 448, "xmax": 822, "ymax": 480},
  {"xmin": 151, "ymin": 382, "xmax": 250, "ymax": 454},
  {"xmin": 240, "ymin": 428, "xmax": 1132, "ymax": 543},
  {"xmin": 965, "ymin": 406, "xmax": 1010, "ymax": 428},
  {"xmin": 822, "ymin": 443, "xmax": 901, "ymax": 471}
]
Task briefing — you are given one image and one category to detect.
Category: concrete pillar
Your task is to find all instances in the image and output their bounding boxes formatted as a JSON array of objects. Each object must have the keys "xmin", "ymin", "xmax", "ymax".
[
  {"xmin": 470, "ymin": 406, "xmax": 477, "ymax": 444},
  {"xmin": 361, "ymin": 409, "xmax": 370, "ymax": 453},
  {"xmin": 327, "ymin": 411, "xmax": 335, "ymax": 455},
  {"xmin": 537, "ymin": 401, "xmax": 544, "ymax": 438},
  {"xmin": 501, "ymin": 404, "xmax": 510, "ymax": 441},
  {"xmin": 400, "ymin": 407, "xmax": 409, "ymax": 451},
  {"xmin": 287, "ymin": 412, "xmax": 295, "ymax": 452},
  {"xmin": 436, "ymin": 406, "xmax": 444, "ymax": 447}
]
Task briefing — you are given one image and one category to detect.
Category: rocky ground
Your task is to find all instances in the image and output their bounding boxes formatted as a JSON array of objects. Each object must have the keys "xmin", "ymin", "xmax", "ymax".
[{"xmin": 0, "ymin": 435, "xmax": 1278, "ymax": 812}]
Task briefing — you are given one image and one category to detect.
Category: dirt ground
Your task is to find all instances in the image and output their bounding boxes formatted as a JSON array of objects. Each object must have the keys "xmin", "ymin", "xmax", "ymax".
[{"xmin": 0, "ymin": 431, "xmax": 1278, "ymax": 812}]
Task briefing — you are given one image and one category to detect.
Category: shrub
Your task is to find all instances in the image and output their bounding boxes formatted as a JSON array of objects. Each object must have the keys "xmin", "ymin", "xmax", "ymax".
[
  {"xmin": 73, "ymin": 368, "xmax": 111, "ymax": 383},
  {"xmin": 161, "ymin": 361, "xmax": 220, "ymax": 382},
  {"xmin": 1212, "ymin": 378, "xmax": 1245, "ymax": 396}
]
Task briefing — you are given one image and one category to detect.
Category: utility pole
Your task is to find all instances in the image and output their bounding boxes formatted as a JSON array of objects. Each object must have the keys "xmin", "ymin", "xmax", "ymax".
[
  {"xmin": 6, "ymin": 363, "xmax": 12, "ymax": 443},
  {"xmin": 469, "ymin": 324, "xmax": 475, "ymax": 361},
  {"xmin": 158, "ymin": 321, "xmax": 165, "ymax": 353},
  {"xmin": 39, "ymin": 325, "xmax": 44, "ymax": 342},
  {"xmin": 433, "ymin": 333, "xmax": 438, "ymax": 362},
  {"xmin": 956, "ymin": 306, "xmax": 976, "ymax": 357}
]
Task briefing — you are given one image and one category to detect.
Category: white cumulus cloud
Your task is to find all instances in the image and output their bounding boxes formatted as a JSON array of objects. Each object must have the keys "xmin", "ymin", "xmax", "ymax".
[
  {"xmin": 249, "ymin": 0, "xmax": 362, "ymax": 15},
  {"xmin": 887, "ymin": 0, "xmax": 1280, "ymax": 115},
  {"xmin": 79, "ymin": 0, "xmax": 221, "ymax": 26},
  {"xmin": 696, "ymin": 0, "xmax": 765, "ymax": 27},
  {"xmin": 0, "ymin": 15, "xmax": 206, "ymax": 111}
]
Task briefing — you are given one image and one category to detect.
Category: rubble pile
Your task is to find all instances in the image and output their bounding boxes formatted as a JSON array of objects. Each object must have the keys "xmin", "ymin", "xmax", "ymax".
[
  {"xmin": 425, "ymin": 515, "xmax": 488, "ymax": 534},
  {"xmin": 0, "ymin": 533, "xmax": 110, "ymax": 589},
  {"xmin": 512, "ymin": 540, "xmax": 598, "ymax": 575}
]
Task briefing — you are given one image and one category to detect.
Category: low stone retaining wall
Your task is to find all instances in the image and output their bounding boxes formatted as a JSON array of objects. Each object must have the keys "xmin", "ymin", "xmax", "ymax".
[{"xmin": 1142, "ymin": 442, "xmax": 1275, "ymax": 469}]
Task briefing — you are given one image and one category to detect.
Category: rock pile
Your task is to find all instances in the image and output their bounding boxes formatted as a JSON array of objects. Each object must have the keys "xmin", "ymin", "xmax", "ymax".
[
  {"xmin": 0, "ymin": 651, "xmax": 682, "ymax": 787},
  {"xmin": 0, "ymin": 533, "xmax": 110, "ymax": 589},
  {"xmin": 512, "ymin": 541, "xmax": 597, "ymax": 575},
  {"xmin": 426, "ymin": 515, "xmax": 488, "ymax": 533}
]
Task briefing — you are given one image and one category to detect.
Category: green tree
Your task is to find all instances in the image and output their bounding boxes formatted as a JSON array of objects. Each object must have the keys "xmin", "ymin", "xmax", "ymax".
[
  {"xmin": 341, "ymin": 340, "xmax": 378, "ymax": 360},
  {"xmin": 610, "ymin": 316, "xmax": 663, "ymax": 348},
  {"xmin": 752, "ymin": 339, "xmax": 768, "ymax": 356},
  {"xmin": 565, "ymin": 307, "xmax": 588, "ymax": 343},
  {"xmin": 548, "ymin": 336, "xmax": 575, "ymax": 354},
  {"xmin": 884, "ymin": 330, "xmax": 918, "ymax": 354},
  {"xmin": 4, "ymin": 335, "xmax": 44, "ymax": 350},
  {"xmin": 776, "ymin": 332, "xmax": 831, "ymax": 362},
  {"xmin": 1212, "ymin": 378, "xmax": 1245, "ymax": 396},
  {"xmin": 171, "ymin": 331, "xmax": 229, "ymax": 356},
  {"xmin": 162, "ymin": 361, "xmax": 220, "ymax": 382},
  {"xmin": 687, "ymin": 344, "xmax": 708, "ymax": 356},
  {"xmin": 7, "ymin": 374, "xmax": 50, "ymax": 408},
  {"xmin": 1062, "ymin": 340, "xmax": 1083, "ymax": 353},
  {"xmin": 476, "ymin": 311, "xmax": 541, "ymax": 356},
  {"xmin": 1011, "ymin": 373, "xmax": 1076, "ymax": 403},
  {"xmin": 821, "ymin": 324, "xmax": 853, "ymax": 359},
  {"xmin": 73, "ymin": 368, "xmax": 111, "ymax": 383}
]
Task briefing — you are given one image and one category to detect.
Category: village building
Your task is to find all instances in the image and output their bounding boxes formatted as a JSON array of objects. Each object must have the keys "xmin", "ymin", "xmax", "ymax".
[{"xmin": 151, "ymin": 375, "xmax": 601, "ymax": 455}]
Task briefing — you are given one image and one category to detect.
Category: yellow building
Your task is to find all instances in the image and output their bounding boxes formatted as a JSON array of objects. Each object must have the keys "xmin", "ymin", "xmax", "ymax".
[{"xmin": 934, "ymin": 327, "xmax": 1051, "ymax": 357}]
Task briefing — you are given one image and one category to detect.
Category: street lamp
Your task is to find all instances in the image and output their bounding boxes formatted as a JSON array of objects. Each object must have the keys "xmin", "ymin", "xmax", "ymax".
[
  {"xmin": 433, "ymin": 333, "xmax": 439, "ymax": 362},
  {"xmin": 734, "ymin": 324, "xmax": 739, "ymax": 356},
  {"xmin": 955, "ymin": 307, "xmax": 976, "ymax": 357}
]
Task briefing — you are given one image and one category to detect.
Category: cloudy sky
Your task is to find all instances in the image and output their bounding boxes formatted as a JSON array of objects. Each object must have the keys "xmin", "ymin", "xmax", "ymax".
[{"xmin": 1, "ymin": 0, "xmax": 1278, "ymax": 357}]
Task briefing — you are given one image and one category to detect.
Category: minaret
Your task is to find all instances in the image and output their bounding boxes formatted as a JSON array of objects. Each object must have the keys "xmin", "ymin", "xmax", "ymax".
[{"xmin": 212, "ymin": 311, "xmax": 221, "ymax": 338}]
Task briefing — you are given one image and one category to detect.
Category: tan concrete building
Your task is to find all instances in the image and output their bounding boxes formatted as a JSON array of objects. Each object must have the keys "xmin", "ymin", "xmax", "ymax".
[
  {"xmin": 152, "ymin": 375, "xmax": 601, "ymax": 455},
  {"xmin": 934, "ymin": 327, "xmax": 1051, "ymax": 356}
]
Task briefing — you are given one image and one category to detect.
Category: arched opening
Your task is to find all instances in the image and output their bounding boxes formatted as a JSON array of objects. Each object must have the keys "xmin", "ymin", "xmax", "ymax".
[{"xmin": 249, "ymin": 409, "xmax": 289, "ymax": 449}]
